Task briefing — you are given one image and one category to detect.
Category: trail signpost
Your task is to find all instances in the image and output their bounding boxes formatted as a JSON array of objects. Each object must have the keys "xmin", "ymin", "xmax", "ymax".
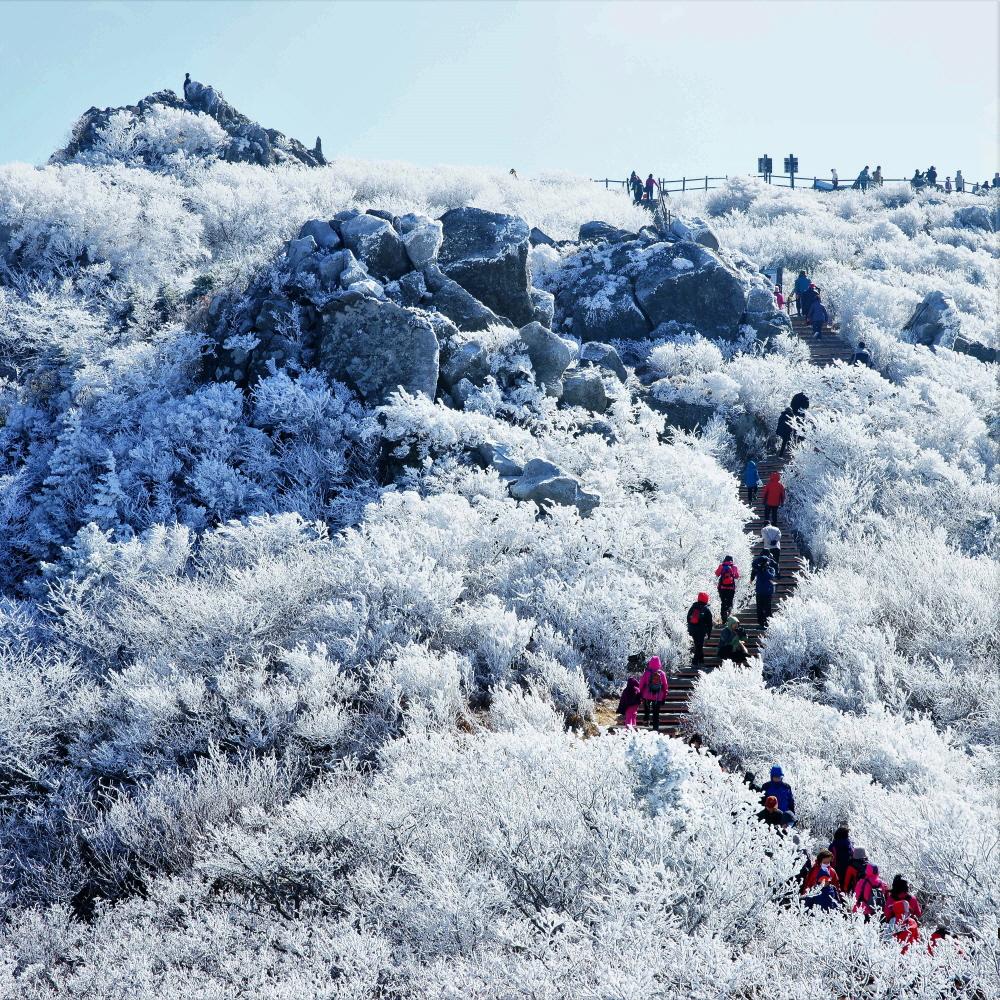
[
  {"xmin": 783, "ymin": 154, "xmax": 799, "ymax": 188},
  {"xmin": 758, "ymin": 155, "xmax": 773, "ymax": 182}
]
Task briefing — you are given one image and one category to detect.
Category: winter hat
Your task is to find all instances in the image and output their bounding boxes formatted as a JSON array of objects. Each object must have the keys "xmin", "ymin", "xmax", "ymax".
[
  {"xmin": 726, "ymin": 616, "xmax": 739, "ymax": 626},
  {"xmin": 852, "ymin": 847, "xmax": 868, "ymax": 861},
  {"xmin": 770, "ymin": 765, "xmax": 784, "ymax": 778},
  {"xmin": 723, "ymin": 555, "xmax": 733, "ymax": 562},
  {"xmin": 697, "ymin": 592, "xmax": 710, "ymax": 604},
  {"xmin": 647, "ymin": 655, "xmax": 662, "ymax": 671},
  {"xmin": 765, "ymin": 795, "xmax": 778, "ymax": 809}
]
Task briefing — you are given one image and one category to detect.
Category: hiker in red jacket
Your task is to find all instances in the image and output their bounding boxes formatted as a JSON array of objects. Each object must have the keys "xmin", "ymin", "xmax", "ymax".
[
  {"xmin": 714, "ymin": 556, "xmax": 740, "ymax": 621},
  {"xmin": 888, "ymin": 900, "xmax": 920, "ymax": 953},
  {"xmin": 842, "ymin": 847, "xmax": 869, "ymax": 893},
  {"xmin": 638, "ymin": 655, "xmax": 668, "ymax": 731},
  {"xmin": 761, "ymin": 471, "xmax": 785, "ymax": 527},
  {"xmin": 801, "ymin": 850, "xmax": 841, "ymax": 893},
  {"xmin": 885, "ymin": 876, "xmax": 923, "ymax": 921},
  {"xmin": 852, "ymin": 862, "xmax": 888, "ymax": 920}
]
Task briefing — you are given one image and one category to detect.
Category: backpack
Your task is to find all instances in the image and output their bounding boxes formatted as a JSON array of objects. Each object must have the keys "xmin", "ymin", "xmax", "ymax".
[
  {"xmin": 859, "ymin": 877, "xmax": 886, "ymax": 915},
  {"xmin": 719, "ymin": 565, "xmax": 736, "ymax": 589},
  {"xmin": 688, "ymin": 604, "xmax": 705, "ymax": 627},
  {"xmin": 647, "ymin": 672, "xmax": 663, "ymax": 696}
]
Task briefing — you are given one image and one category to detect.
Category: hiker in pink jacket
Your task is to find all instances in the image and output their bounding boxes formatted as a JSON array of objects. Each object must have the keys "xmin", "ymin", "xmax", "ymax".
[{"xmin": 639, "ymin": 656, "xmax": 669, "ymax": 731}]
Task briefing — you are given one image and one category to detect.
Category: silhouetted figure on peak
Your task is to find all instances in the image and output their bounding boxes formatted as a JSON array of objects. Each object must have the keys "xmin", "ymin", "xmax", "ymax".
[{"xmin": 183, "ymin": 72, "xmax": 192, "ymax": 102}]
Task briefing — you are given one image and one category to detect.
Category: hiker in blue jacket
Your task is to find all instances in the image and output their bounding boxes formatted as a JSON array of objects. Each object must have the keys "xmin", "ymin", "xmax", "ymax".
[
  {"xmin": 851, "ymin": 341, "xmax": 873, "ymax": 368},
  {"xmin": 793, "ymin": 271, "xmax": 811, "ymax": 316},
  {"xmin": 744, "ymin": 459, "xmax": 761, "ymax": 506},
  {"xmin": 750, "ymin": 551, "xmax": 779, "ymax": 627},
  {"xmin": 762, "ymin": 765, "xmax": 796, "ymax": 814},
  {"xmin": 807, "ymin": 292, "xmax": 829, "ymax": 339}
]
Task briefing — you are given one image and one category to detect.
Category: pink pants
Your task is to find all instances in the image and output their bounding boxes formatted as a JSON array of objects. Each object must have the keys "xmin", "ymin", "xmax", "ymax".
[{"xmin": 624, "ymin": 705, "xmax": 639, "ymax": 727}]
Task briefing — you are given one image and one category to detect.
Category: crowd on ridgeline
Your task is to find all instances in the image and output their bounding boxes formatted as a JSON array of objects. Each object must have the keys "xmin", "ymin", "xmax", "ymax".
[
  {"xmin": 628, "ymin": 170, "xmax": 665, "ymax": 205},
  {"xmin": 909, "ymin": 167, "xmax": 999, "ymax": 194}
]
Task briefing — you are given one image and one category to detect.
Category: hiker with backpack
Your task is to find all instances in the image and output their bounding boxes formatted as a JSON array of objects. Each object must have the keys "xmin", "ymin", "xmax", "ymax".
[
  {"xmin": 750, "ymin": 550, "xmax": 779, "ymax": 627},
  {"xmin": 776, "ymin": 392, "xmax": 809, "ymax": 457},
  {"xmin": 799, "ymin": 282, "xmax": 820, "ymax": 319},
  {"xmin": 761, "ymin": 765, "xmax": 795, "ymax": 814},
  {"xmin": 757, "ymin": 795, "xmax": 794, "ymax": 829},
  {"xmin": 842, "ymin": 847, "xmax": 869, "ymax": 894},
  {"xmin": 829, "ymin": 826, "xmax": 854, "ymax": 885},
  {"xmin": 638, "ymin": 655, "xmax": 668, "ymax": 731},
  {"xmin": 718, "ymin": 616, "xmax": 749, "ymax": 665},
  {"xmin": 714, "ymin": 556, "xmax": 740, "ymax": 621},
  {"xmin": 793, "ymin": 271, "xmax": 811, "ymax": 316},
  {"xmin": 617, "ymin": 675, "xmax": 643, "ymax": 729},
  {"xmin": 885, "ymin": 876, "xmax": 923, "ymax": 921},
  {"xmin": 852, "ymin": 861, "xmax": 889, "ymax": 920},
  {"xmin": 888, "ymin": 901, "xmax": 921, "ymax": 953},
  {"xmin": 686, "ymin": 592, "xmax": 714, "ymax": 665},
  {"xmin": 744, "ymin": 459, "xmax": 761, "ymax": 506},
  {"xmin": 760, "ymin": 523, "xmax": 781, "ymax": 564},
  {"xmin": 807, "ymin": 291, "xmax": 829, "ymax": 339},
  {"xmin": 760, "ymin": 471, "xmax": 786, "ymax": 525}
]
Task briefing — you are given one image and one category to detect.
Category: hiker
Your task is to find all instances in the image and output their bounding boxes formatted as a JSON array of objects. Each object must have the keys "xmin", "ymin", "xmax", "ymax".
[
  {"xmin": 993, "ymin": 172, "xmax": 1000, "ymax": 188},
  {"xmin": 851, "ymin": 340, "xmax": 873, "ymax": 367},
  {"xmin": 639, "ymin": 655, "xmax": 668, "ymax": 730},
  {"xmin": 954, "ymin": 170, "xmax": 964, "ymax": 192},
  {"xmin": 872, "ymin": 165, "xmax": 883, "ymax": 187},
  {"xmin": 926, "ymin": 166, "xmax": 938, "ymax": 188},
  {"xmin": 761, "ymin": 522, "xmax": 781, "ymax": 564},
  {"xmin": 801, "ymin": 850, "xmax": 841, "ymax": 893},
  {"xmin": 888, "ymin": 901, "xmax": 920, "ymax": 952},
  {"xmin": 944, "ymin": 176, "xmax": 952, "ymax": 194},
  {"xmin": 718, "ymin": 616, "xmax": 749, "ymax": 665},
  {"xmin": 686, "ymin": 592, "xmax": 714, "ymax": 665},
  {"xmin": 829, "ymin": 826, "xmax": 854, "ymax": 884},
  {"xmin": 885, "ymin": 876, "xmax": 923, "ymax": 921},
  {"xmin": 792, "ymin": 271, "xmax": 811, "ymax": 316},
  {"xmin": 776, "ymin": 394, "xmax": 809, "ymax": 456},
  {"xmin": 852, "ymin": 862, "xmax": 888, "ymax": 919},
  {"xmin": 853, "ymin": 166, "xmax": 871, "ymax": 191},
  {"xmin": 761, "ymin": 764, "xmax": 795, "ymax": 813},
  {"xmin": 799, "ymin": 282, "xmax": 820, "ymax": 318},
  {"xmin": 630, "ymin": 171, "xmax": 643, "ymax": 204},
  {"xmin": 715, "ymin": 556, "xmax": 740, "ymax": 621},
  {"xmin": 911, "ymin": 169, "xmax": 925, "ymax": 189},
  {"xmin": 744, "ymin": 459, "xmax": 762, "ymax": 505},
  {"xmin": 807, "ymin": 292, "xmax": 829, "ymax": 338},
  {"xmin": 831, "ymin": 168, "xmax": 839, "ymax": 189},
  {"xmin": 842, "ymin": 847, "xmax": 869, "ymax": 893},
  {"xmin": 183, "ymin": 72, "xmax": 193, "ymax": 101},
  {"xmin": 803, "ymin": 881, "xmax": 842, "ymax": 912},
  {"xmin": 757, "ymin": 795, "xmax": 793, "ymax": 829},
  {"xmin": 645, "ymin": 174, "xmax": 659, "ymax": 202},
  {"xmin": 774, "ymin": 286, "xmax": 785, "ymax": 312},
  {"xmin": 617, "ymin": 675, "xmax": 643, "ymax": 729},
  {"xmin": 509, "ymin": 168, "xmax": 518, "ymax": 179},
  {"xmin": 761, "ymin": 471, "xmax": 786, "ymax": 525},
  {"xmin": 751, "ymin": 551, "xmax": 778, "ymax": 627}
]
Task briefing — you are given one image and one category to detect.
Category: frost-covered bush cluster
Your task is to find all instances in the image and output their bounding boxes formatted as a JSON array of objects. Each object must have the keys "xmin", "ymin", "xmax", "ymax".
[{"xmin": 0, "ymin": 120, "xmax": 997, "ymax": 997}]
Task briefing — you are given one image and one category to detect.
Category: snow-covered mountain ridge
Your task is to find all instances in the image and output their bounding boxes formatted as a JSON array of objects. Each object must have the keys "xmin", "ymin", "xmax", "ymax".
[{"xmin": 0, "ymin": 89, "xmax": 997, "ymax": 997}]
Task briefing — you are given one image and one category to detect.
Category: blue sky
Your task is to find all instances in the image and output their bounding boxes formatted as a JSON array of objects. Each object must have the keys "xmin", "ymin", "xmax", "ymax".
[{"xmin": 1, "ymin": 0, "xmax": 997, "ymax": 180}]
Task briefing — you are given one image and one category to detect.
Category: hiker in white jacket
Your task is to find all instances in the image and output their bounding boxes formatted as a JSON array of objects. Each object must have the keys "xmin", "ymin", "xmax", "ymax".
[{"xmin": 761, "ymin": 524, "xmax": 781, "ymax": 563}]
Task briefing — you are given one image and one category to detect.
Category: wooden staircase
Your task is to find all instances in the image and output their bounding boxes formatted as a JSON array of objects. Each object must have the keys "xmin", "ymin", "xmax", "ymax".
[{"xmin": 601, "ymin": 311, "xmax": 850, "ymax": 735}]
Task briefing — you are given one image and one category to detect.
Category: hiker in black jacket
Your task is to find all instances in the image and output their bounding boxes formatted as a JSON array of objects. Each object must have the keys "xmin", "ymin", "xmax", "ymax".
[{"xmin": 686, "ymin": 592, "xmax": 714, "ymax": 665}]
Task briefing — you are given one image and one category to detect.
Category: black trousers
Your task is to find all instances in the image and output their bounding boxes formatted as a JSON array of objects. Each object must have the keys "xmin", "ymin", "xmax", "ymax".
[
  {"xmin": 643, "ymin": 700, "xmax": 662, "ymax": 729},
  {"xmin": 757, "ymin": 592, "xmax": 773, "ymax": 627},
  {"xmin": 746, "ymin": 485, "xmax": 758, "ymax": 505},
  {"xmin": 766, "ymin": 505, "xmax": 780, "ymax": 526},
  {"xmin": 719, "ymin": 589, "xmax": 735, "ymax": 621},
  {"xmin": 691, "ymin": 630, "xmax": 707, "ymax": 663}
]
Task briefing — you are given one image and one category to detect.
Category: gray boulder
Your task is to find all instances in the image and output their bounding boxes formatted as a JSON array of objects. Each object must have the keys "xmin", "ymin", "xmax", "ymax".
[
  {"xmin": 529, "ymin": 227, "xmax": 557, "ymax": 247},
  {"xmin": 561, "ymin": 368, "xmax": 611, "ymax": 413},
  {"xmin": 519, "ymin": 322, "xmax": 574, "ymax": 392},
  {"xmin": 746, "ymin": 286, "xmax": 774, "ymax": 313},
  {"xmin": 644, "ymin": 389, "xmax": 717, "ymax": 431},
  {"xmin": 317, "ymin": 300, "xmax": 439, "ymax": 405},
  {"xmin": 580, "ymin": 342, "xmax": 627, "ymax": 381},
  {"xmin": 298, "ymin": 219, "xmax": 341, "ymax": 250},
  {"xmin": 424, "ymin": 265, "xmax": 505, "ymax": 331},
  {"xmin": 402, "ymin": 219, "xmax": 444, "ymax": 269},
  {"xmin": 338, "ymin": 250, "xmax": 369, "ymax": 288},
  {"xmin": 952, "ymin": 339, "xmax": 999, "ymax": 364},
  {"xmin": 438, "ymin": 208, "xmax": 534, "ymax": 326},
  {"xmin": 509, "ymin": 459, "xmax": 600, "ymax": 516},
  {"xmin": 530, "ymin": 287, "xmax": 556, "ymax": 328},
  {"xmin": 339, "ymin": 214, "xmax": 409, "ymax": 281},
  {"xmin": 902, "ymin": 290, "xmax": 961, "ymax": 348},
  {"xmin": 476, "ymin": 442, "xmax": 523, "ymax": 478},
  {"xmin": 387, "ymin": 270, "xmax": 431, "ymax": 308},
  {"xmin": 286, "ymin": 235, "xmax": 317, "ymax": 271},
  {"xmin": 634, "ymin": 243, "xmax": 749, "ymax": 339},
  {"xmin": 440, "ymin": 336, "xmax": 490, "ymax": 389},
  {"xmin": 954, "ymin": 206, "xmax": 995, "ymax": 232},
  {"xmin": 578, "ymin": 221, "xmax": 635, "ymax": 244},
  {"xmin": 669, "ymin": 216, "xmax": 720, "ymax": 251}
]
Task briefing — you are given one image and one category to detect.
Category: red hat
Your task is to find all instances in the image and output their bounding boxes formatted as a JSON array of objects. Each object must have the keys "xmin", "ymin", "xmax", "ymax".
[
  {"xmin": 765, "ymin": 795, "xmax": 778, "ymax": 808},
  {"xmin": 697, "ymin": 592, "xmax": 710, "ymax": 604}
]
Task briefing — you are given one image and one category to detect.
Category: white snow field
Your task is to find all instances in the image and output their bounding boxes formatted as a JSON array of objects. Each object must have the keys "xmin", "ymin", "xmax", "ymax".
[{"xmin": 0, "ymin": 103, "xmax": 997, "ymax": 997}]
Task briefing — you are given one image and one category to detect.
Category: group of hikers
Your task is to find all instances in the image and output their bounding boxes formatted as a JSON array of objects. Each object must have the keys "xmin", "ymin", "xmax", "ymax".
[
  {"xmin": 911, "ymin": 168, "xmax": 1000, "ymax": 193},
  {"xmin": 628, "ymin": 171, "xmax": 663, "ymax": 204},
  {"xmin": 789, "ymin": 271, "xmax": 829, "ymax": 338}
]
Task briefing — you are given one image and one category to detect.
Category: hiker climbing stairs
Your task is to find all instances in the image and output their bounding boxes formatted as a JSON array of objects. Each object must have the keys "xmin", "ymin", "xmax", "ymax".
[{"xmin": 598, "ymin": 309, "xmax": 850, "ymax": 736}]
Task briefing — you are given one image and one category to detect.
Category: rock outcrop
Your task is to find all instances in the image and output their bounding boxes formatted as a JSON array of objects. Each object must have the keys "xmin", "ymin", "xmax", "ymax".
[
  {"xmin": 509, "ymin": 459, "xmax": 600, "ymax": 516},
  {"xmin": 52, "ymin": 82, "xmax": 325, "ymax": 167},
  {"xmin": 902, "ymin": 290, "xmax": 961, "ymax": 348}
]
